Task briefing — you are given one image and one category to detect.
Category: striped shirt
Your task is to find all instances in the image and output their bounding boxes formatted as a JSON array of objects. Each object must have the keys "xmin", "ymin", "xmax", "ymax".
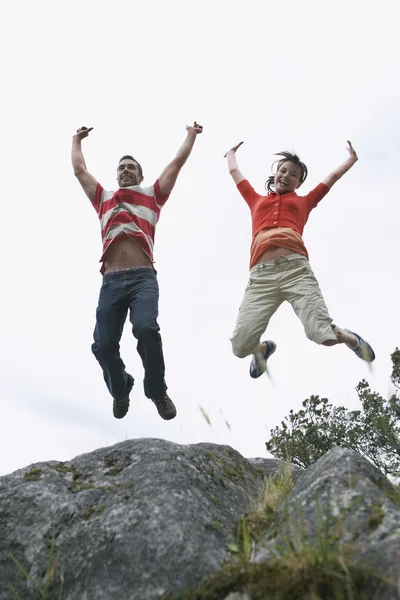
[{"xmin": 92, "ymin": 181, "xmax": 169, "ymax": 270}]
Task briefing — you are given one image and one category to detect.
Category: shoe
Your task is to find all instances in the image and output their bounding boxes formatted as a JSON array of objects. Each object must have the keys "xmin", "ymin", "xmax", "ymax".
[
  {"xmin": 343, "ymin": 329, "xmax": 375, "ymax": 363},
  {"xmin": 113, "ymin": 376, "xmax": 134, "ymax": 419},
  {"xmin": 250, "ymin": 340, "xmax": 277, "ymax": 378},
  {"xmin": 113, "ymin": 394, "xmax": 130, "ymax": 419},
  {"xmin": 151, "ymin": 393, "xmax": 177, "ymax": 420}
]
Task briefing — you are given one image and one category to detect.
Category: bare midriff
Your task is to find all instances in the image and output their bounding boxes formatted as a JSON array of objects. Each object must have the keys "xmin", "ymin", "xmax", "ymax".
[
  {"xmin": 254, "ymin": 246, "xmax": 294, "ymax": 265},
  {"xmin": 250, "ymin": 227, "xmax": 309, "ymax": 268},
  {"xmin": 103, "ymin": 236, "xmax": 152, "ymax": 272}
]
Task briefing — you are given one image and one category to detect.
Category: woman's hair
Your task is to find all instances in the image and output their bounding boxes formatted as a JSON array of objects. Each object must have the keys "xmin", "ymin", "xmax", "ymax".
[
  {"xmin": 119, "ymin": 155, "xmax": 143, "ymax": 179},
  {"xmin": 265, "ymin": 151, "xmax": 308, "ymax": 193}
]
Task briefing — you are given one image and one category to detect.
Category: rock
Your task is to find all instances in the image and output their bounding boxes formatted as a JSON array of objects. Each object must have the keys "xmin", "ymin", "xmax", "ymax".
[
  {"xmin": 0, "ymin": 439, "xmax": 279, "ymax": 600},
  {"xmin": 247, "ymin": 457, "xmax": 303, "ymax": 483},
  {"xmin": 2, "ymin": 442, "xmax": 399, "ymax": 600},
  {"xmin": 224, "ymin": 593, "xmax": 252, "ymax": 600},
  {"xmin": 256, "ymin": 447, "xmax": 400, "ymax": 599}
]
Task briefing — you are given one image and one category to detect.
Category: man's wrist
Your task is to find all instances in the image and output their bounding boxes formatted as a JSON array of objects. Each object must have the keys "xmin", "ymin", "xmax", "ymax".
[{"xmin": 186, "ymin": 129, "xmax": 197, "ymax": 139}]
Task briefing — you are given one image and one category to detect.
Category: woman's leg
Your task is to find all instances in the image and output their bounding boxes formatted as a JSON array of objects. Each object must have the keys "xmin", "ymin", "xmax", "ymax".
[
  {"xmin": 282, "ymin": 256, "xmax": 375, "ymax": 361},
  {"xmin": 230, "ymin": 262, "xmax": 283, "ymax": 359}
]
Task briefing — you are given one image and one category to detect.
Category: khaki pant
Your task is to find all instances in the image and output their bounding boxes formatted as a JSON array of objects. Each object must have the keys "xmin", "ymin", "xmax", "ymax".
[{"xmin": 231, "ymin": 254, "xmax": 337, "ymax": 358}]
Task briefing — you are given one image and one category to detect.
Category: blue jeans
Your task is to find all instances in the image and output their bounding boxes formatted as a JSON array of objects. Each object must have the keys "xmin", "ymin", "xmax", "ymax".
[{"xmin": 92, "ymin": 267, "xmax": 167, "ymax": 401}]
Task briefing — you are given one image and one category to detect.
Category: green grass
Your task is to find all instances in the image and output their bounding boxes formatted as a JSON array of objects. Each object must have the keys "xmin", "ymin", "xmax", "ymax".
[
  {"xmin": 82, "ymin": 505, "xmax": 105, "ymax": 520},
  {"xmin": 226, "ymin": 465, "xmax": 295, "ymax": 563},
  {"xmin": 23, "ymin": 469, "xmax": 42, "ymax": 482},
  {"xmin": 68, "ymin": 480, "xmax": 95, "ymax": 493},
  {"xmin": 205, "ymin": 520, "xmax": 225, "ymax": 534},
  {"xmin": 241, "ymin": 463, "xmax": 296, "ymax": 543},
  {"xmin": 9, "ymin": 531, "xmax": 63, "ymax": 600},
  {"xmin": 180, "ymin": 467, "xmax": 399, "ymax": 600},
  {"xmin": 103, "ymin": 456, "xmax": 118, "ymax": 468},
  {"xmin": 384, "ymin": 484, "xmax": 400, "ymax": 509},
  {"xmin": 50, "ymin": 463, "xmax": 76, "ymax": 475},
  {"xmin": 182, "ymin": 508, "xmax": 394, "ymax": 600},
  {"xmin": 180, "ymin": 550, "xmax": 371, "ymax": 599},
  {"xmin": 368, "ymin": 505, "xmax": 385, "ymax": 530},
  {"xmin": 104, "ymin": 466, "xmax": 124, "ymax": 476},
  {"xmin": 209, "ymin": 495, "xmax": 224, "ymax": 508},
  {"xmin": 115, "ymin": 481, "xmax": 134, "ymax": 490}
]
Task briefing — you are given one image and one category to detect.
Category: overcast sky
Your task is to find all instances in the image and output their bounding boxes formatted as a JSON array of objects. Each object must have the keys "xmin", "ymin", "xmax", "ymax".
[{"xmin": 0, "ymin": 0, "xmax": 399, "ymax": 476}]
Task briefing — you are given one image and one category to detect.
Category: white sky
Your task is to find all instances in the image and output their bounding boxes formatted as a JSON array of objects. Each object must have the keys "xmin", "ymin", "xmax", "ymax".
[{"xmin": 0, "ymin": 0, "xmax": 399, "ymax": 475}]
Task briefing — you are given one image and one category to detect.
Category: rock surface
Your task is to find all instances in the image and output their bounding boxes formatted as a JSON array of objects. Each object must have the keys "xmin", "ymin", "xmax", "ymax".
[
  {"xmin": 253, "ymin": 447, "xmax": 400, "ymax": 600},
  {"xmin": 1, "ymin": 442, "xmax": 399, "ymax": 599},
  {"xmin": 0, "ymin": 439, "xmax": 280, "ymax": 600}
]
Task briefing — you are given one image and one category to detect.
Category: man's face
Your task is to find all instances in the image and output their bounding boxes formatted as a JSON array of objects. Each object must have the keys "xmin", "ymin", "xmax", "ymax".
[
  {"xmin": 117, "ymin": 159, "xmax": 143, "ymax": 188},
  {"xmin": 274, "ymin": 161, "xmax": 302, "ymax": 195}
]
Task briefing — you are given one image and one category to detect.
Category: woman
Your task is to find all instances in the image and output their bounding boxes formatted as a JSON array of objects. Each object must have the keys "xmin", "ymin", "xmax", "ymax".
[{"xmin": 225, "ymin": 141, "xmax": 375, "ymax": 378}]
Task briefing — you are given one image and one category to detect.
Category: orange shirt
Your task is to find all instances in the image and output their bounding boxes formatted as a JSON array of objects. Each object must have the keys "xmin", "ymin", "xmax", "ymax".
[
  {"xmin": 237, "ymin": 180, "xmax": 330, "ymax": 268},
  {"xmin": 237, "ymin": 180, "xmax": 330, "ymax": 238},
  {"xmin": 250, "ymin": 227, "xmax": 309, "ymax": 268}
]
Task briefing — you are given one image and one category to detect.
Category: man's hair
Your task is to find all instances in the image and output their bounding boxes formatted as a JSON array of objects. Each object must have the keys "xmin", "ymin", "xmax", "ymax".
[
  {"xmin": 265, "ymin": 151, "xmax": 308, "ymax": 193},
  {"xmin": 119, "ymin": 155, "xmax": 143, "ymax": 179}
]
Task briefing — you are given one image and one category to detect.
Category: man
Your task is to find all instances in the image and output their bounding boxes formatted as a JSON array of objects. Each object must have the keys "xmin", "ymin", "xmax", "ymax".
[{"xmin": 71, "ymin": 122, "xmax": 203, "ymax": 420}]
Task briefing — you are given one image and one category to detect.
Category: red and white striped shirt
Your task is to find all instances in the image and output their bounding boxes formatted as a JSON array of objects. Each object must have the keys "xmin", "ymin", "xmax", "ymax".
[{"xmin": 92, "ymin": 181, "xmax": 169, "ymax": 271}]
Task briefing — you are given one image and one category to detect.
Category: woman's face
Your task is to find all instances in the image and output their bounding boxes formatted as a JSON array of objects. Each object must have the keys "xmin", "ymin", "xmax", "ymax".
[{"xmin": 274, "ymin": 161, "xmax": 302, "ymax": 195}]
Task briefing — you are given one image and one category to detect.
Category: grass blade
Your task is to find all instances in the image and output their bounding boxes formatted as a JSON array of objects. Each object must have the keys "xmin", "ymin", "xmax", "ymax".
[
  {"xmin": 8, "ymin": 583, "xmax": 24, "ymax": 600},
  {"xmin": 9, "ymin": 554, "xmax": 38, "ymax": 588}
]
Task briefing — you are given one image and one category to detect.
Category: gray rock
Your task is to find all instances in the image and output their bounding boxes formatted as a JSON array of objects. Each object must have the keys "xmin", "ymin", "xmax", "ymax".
[
  {"xmin": 247, "ymin": 457, "xmax": 303, "ymax": 483},
  {"xmin": 256, "ymin": 447, "xmax": 400, "ymax": 599},
  {"xmin": 2, "ymin": 442, "xmax": 399, "ymax": 600},
  {"xmin": 0, "ymin": 439, "xmax": 279, "ymax": 600}
]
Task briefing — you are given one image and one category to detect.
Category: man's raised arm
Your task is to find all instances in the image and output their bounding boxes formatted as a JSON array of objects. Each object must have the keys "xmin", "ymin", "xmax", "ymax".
[
  {"xmin": 157, "ymin": 122, "xmax": 203, "ymax": 195},
  {"xmin": 71, "ymin": 126, "xmax": 99, "ymax": 203}
]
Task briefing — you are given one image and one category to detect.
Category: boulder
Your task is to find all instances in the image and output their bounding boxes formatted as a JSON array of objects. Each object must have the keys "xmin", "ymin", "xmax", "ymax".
[
  {"xmin": 263, "ymin": 447, "xmax": 400, "ymax": 599},
  {"xmin": 2, "ymin": 441, "xmax": 399, "ymax": 600},
  {"xmin": 0, "ymin": 439, "xmax": 278, "ymax": 600}
]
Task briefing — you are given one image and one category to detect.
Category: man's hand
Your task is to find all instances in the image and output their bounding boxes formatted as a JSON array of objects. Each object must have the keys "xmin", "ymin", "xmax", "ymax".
[
  {"xmin": 158, "ymin": 122, "xmax": 203, "ymax": 195},
  {"xmin": 74, "ymin": 126, "xmax": 93, "ymax": 140},
  {"xmin": 347, "ymin": 140, "xmax": 358, "ymax": 162},
  {"xmin": 224, "ymin": 142, "xmax": 244, "ymax": 158},
  {"xmin": 72, "ymin": 126, "xmax": 98, "ymax": 202},
  {"xmin": 186, "ymin": 121, "xmax": 203, "ymax": 135}
]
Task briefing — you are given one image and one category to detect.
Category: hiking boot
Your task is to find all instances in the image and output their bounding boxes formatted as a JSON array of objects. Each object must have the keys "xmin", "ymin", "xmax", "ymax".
[
  {"xmin": 113, "ymin": 394, "xmax": 130, "ymax": 419},
  {"xmin": 151, "ymin": 393, "xmax": 177, "ymax": 420},
  {"xmin": 250, "ymin": 340, "xmax": 277, "ymax": 378},
  {"xmin": 113, "ymin": 376, "xmax": 134, "ymax": 419}
]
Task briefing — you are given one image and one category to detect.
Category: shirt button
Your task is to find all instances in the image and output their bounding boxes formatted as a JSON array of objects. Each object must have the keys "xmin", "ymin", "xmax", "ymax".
[
  {"xmin": 275, "ymin": 203, "xmax": 279, "ymax": 206},
  {"xmin": 273, "ymin": 221, "xmax": 278, "ymax": 225},
  {"xmin": 274, "ymin": 212, "xmax": 278, "ymax": 215}
]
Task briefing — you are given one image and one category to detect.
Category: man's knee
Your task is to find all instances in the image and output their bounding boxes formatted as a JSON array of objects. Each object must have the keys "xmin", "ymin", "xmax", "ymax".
[
  {"xmin": 133, "ymin": 319, "xmax": 159, "ymax": 340},
  {"xmin": 92, "ymin": 340, "xmax": 118, "ymax": 360}
]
